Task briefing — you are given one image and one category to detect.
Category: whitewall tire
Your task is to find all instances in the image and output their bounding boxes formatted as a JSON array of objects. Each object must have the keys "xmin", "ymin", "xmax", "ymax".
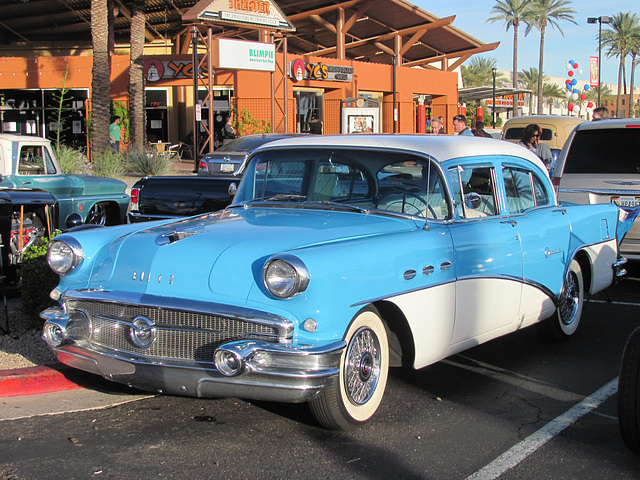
[{"xmin": 309, "ymin": 306, "xmax": 389, "ymax": 430}]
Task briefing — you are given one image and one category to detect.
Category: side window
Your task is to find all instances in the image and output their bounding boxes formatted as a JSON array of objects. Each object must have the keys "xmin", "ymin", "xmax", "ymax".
[
  {"xmin": 19, "ymin": 146, "xmax": 46, "ymax": 175},
  {"xmin": 448, "ymin": 166, "xmax": 497, "ymax": 218},
  {"xmin": 532, "ymin": 174, "xmax": 549, "ymax": 206},
  {"xmin": 376, "ymin": 160, "xmax": 449, "ymax": 220},
  {"xmin": 503, "ymin": 167, "xmax": 550, "ymax": 213},
  {"xmin": 43, "ymin": 148, "xmax": 57, "ymax": 174}
]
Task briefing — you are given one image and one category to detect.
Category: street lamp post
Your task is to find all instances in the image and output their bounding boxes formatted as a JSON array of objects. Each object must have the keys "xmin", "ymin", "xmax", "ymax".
[
  {"xmin": 587, "ymin": 16, "xmax": 612, "ymax": 109},
  {"xmin": 492, "ymin": 67, "xmax": 497, "ymax": 128}
]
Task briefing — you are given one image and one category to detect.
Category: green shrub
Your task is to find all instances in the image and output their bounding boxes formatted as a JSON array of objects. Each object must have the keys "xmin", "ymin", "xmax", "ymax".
[
  {"xmin": 21, "ymin": 234, "xmax": 60, "ymax": 328},
  {"xmin": 125, "ymin": 148, "xmax": 174, "ymax": 176},
  {"xmin": 55, "ymin": 145, "xmax": 92, "ymax": 174},
  {"xmin": 92, "ymin": 148, "xmax": 129, "ymax": 178}
]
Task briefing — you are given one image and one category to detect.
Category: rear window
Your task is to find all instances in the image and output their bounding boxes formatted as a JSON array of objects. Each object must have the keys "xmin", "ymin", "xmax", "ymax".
[
  {"xmin": 504, "ymin": 128, "xmax": 553, "ymax": 141},
  {"xmin": 563, "ymin": 129, "xmax": 640, "ymax": 174}
]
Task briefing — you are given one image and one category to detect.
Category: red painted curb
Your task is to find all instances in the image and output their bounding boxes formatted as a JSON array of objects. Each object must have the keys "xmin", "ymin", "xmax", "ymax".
[{"xmin": 0, "ymin": 364, "xmax": 83, "ymax": 397}]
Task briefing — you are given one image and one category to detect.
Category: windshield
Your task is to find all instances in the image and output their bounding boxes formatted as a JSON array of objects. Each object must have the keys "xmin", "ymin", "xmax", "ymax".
[
  {"xmin": 232, "ymin": 148, "xmax": 451, "ymax": 220},
  {"xmin": 564, "ymin": 129, "xmax": 640, "ymax": 174}
]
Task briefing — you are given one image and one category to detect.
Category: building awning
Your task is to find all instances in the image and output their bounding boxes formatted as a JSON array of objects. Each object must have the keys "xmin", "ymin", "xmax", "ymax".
[{"xmin": 458, "ymin": 86, "xmax": 531, "ymax": 103}]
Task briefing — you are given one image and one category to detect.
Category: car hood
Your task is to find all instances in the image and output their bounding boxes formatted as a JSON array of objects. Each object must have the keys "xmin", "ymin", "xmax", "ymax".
[{"xmin": 88, "ymin": 207, "xmax": 419, "ymax": 302}]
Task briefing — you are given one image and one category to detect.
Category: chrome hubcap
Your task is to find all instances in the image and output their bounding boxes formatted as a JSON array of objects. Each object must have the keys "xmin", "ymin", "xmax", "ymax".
[
  {"xmin": 344, "ymin": 327, "xmax": 381, "ymax": 405},
  {"xmin": 559, "ymin": 270, "xmax": 579, "ymax": 326}
]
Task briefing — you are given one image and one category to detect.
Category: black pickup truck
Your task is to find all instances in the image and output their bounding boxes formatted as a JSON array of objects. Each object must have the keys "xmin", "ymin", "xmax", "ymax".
[{"xmin": 128, "ymin": 175, "xmax": 239, "ymax": 223}]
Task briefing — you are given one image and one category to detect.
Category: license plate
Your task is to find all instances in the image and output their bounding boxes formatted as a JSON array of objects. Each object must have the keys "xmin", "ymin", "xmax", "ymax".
[
  {"xmin": 219, "ymin": 163, "xmax": 235, "ymax": 173},
  {"xmin": 612, "ymin": 196, "xmax": 640, "ymax": 208}
]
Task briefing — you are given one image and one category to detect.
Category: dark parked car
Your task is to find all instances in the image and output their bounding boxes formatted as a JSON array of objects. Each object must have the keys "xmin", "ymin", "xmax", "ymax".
[{"xmin": 197, "ymin": 133, "xmax": 310, "ymax": 176}]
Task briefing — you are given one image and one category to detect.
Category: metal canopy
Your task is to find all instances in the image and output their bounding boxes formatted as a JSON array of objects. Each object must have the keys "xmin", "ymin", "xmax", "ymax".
[
  {"xmin": 0, "ymin": 0, "xmax": 497, "ymax": 71},
  {"xmin": 458, "ymin": 86, "xmax": 531, "ymax": 103}
]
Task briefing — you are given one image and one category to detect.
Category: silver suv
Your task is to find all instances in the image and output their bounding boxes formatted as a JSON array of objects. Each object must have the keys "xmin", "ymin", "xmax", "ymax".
[{"xmin": 553, "ymin": 119, "xmax": 640, "ymax": 260}]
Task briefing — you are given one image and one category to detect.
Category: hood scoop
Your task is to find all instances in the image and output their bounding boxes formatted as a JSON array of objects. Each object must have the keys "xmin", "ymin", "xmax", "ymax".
[{"xmin": 155, "ymin": 228, "xmax": 205, "ymax": 246}]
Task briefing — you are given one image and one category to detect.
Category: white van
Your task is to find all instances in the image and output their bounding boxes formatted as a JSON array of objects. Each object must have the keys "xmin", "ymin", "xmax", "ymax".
[{"xmin": 553, "ymin": 119, "xmax": 640, "ymax": 260}]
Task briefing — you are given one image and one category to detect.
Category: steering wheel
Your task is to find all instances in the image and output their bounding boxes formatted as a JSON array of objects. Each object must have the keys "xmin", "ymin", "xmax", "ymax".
[{"xmin": 377, "ymin": 191, "xmax": 437, "ymax": 219}]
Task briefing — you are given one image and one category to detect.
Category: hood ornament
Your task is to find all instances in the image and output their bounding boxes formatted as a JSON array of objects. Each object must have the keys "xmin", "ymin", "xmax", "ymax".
[{"xmin": 156, "ymin": 229, "xmax": 205, "ymax": 246}]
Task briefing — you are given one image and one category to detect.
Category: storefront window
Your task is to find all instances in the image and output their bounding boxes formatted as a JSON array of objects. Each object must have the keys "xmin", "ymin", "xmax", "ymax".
[
  {"xmin": 294, "ymin": 90, "xmax": 323, "ymax": 134},
  {"xmin": 0, "ymin": 89, "xmax": 88, "ymax": 148},
  {"xmin": 146, "ymin": 89, "xmax": 169, "ymax": 143}
]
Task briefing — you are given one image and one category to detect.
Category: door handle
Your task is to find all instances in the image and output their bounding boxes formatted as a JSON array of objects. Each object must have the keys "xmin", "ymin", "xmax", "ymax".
[{"xmin": 500, "ymin": 220, "xmax": 517, "ymax": 227}]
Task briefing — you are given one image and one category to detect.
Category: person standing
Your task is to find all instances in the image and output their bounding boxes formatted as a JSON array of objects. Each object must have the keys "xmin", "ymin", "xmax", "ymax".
[
  {"xmin": 474, "ymin": 121, "xmax": 493, "ymax": 138},
  {"xmin": 517, "ymin": 124, "xmax": 553, "ymax": 171},
  {"xmin": 452, "ymin": 114, "xmax": 473, "ymax": 136},
  {"xmin": 221, "ymin": 115, "xmax": 237, "ymax": 146},
  {"xmin": 109, "ymin": 116, "xmax": 121, "ymax": 153},
  {"xmin": 430, "ymin": 117, "xmax": 444, "ymax": 134}
]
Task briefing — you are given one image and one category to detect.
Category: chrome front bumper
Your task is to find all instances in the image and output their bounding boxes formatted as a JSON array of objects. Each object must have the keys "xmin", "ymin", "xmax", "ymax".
[{"xmin": 41, "ymin": 306, "xmax": 345, "ymax": 403}]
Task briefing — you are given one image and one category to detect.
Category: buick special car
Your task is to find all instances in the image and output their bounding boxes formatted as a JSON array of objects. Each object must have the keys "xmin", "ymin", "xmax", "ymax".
[
  {"xmin": 41, "ymin": 135, "xmax": 632, "ymax": 430},
  {"xmin": 0, "ymin": 134, "xmax": 129, "ymax": 228}
]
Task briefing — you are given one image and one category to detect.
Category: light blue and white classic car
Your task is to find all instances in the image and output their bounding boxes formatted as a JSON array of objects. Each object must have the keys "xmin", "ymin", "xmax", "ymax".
[{"xmin": 41, "ymin": 135, "xmax": 631, "ymax": 430}]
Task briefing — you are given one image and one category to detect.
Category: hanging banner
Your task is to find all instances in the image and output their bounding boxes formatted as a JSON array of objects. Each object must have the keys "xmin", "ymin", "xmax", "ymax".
[{"xmin": 590, "ymin": 56, "xmax": 599, "ymax": 87}]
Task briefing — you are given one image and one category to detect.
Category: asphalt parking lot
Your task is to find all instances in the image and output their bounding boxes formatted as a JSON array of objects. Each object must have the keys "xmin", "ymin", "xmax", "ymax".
[{"xmin": 1, "ymin": 264, "xmax": 639, "ymax": 479}]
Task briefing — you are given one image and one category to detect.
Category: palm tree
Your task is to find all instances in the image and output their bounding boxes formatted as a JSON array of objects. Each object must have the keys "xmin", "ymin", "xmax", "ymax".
[
  {"xmin": 525, "ymin": 0, "xmax": 576, "ymax": 115},
  {"xmin": 91, "ymin": 0, "xmax": 111, "ymax": 155},
  {"xmin": 129, "ymin": 0, "xmax": 146, "ymax": 150},
  {"xmin": 601, "ymin": 12, "xmax": 640, "ymax": 117},
  {"xmin": 518, "ymin": 67, "xmax": 540, "ymax": 114},
  {"xmin": 487, "ymin": 0, "xmax": 532, "ymax": 117},
  {"xmin": 461, "ymin": 57, "xmax": 504, "ymax": 86},
  {"xmin": 542, "ymin": 82, "xmax": 565, "ymax": 114}
]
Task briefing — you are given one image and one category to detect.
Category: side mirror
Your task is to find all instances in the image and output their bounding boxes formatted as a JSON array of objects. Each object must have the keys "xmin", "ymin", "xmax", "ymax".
[{"xmin": 65, "ymin": 212, "xmax": 84, "ymax": 229}]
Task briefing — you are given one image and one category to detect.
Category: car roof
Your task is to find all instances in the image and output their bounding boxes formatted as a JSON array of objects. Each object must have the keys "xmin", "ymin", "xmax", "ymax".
[
  {"xmin": 573, "ymin": 118, "xmax": 640, "ymax": 131},
  {"xmin": 254, "ymin": 133, "xmax": 547, "ymax": 170},
  {"xmin": 0, "ymin": 134, "xmax": 51, "ymax": 144}
]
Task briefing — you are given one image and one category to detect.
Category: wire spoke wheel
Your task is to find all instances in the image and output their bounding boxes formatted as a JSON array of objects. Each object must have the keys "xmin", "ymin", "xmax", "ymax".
[{"xmin": 309, "ymin": 306, "xmax": 389, "ymax": 430}]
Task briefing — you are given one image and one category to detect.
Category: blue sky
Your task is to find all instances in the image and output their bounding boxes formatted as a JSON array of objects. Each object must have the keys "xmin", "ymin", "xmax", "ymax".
[{"xmin": 416, "ymin": 0, "xmax": 637, "ymax": 86}]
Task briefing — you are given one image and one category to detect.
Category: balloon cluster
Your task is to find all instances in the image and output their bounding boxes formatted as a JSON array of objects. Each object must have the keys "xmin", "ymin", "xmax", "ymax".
[{"xmin": 565, "ymin": 60, "xmax": 594, "ymax": 115}]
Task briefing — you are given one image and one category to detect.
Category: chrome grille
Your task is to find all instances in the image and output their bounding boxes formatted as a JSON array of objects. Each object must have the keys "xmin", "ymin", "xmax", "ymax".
[{"xmin": 71, "ymin": 300, "xmax": 279, "ymax": 362}]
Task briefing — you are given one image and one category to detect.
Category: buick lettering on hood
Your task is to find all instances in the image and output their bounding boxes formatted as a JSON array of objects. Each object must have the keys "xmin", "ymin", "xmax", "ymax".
[{"xmin": 41, "ymin": 134, "xmax": 633, "ymax": 430}]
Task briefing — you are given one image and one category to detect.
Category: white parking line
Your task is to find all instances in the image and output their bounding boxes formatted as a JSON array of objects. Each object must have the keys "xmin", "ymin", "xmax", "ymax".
[
  {"xmin": 587, "ymin": 299, "xmax": 640, "ymax": 307},
  {"xmin": 465, "ymin": 378, "xmax": 618, "ymax": 480}
]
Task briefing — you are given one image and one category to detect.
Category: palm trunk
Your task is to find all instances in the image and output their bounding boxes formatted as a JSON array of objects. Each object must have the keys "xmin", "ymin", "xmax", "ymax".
[
  {"xmin": 629, "ymin": 53, "xmax": 636, "ymax": 118},
  {"xmin": 512, "ymin": 23, "xmax": 519, "ymax": 118},
  {"xmin": 129, "ymin": 0, "xmax": 146, "ymax": 150},
  {"xmin": 537, "ymin": 25, "xmax": 546, "ymax": 115},
  {"xmin": 616, "ymin": 57, "xmax": 624, "ymax": 117},
  {"xmin": 91, "ymin": 0, "xmax": 111, "ymax": 156}
]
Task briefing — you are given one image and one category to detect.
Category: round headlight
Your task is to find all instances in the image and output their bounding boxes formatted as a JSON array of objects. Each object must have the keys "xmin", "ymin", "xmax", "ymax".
[
  {"xmin": 48, "ymin": 239, "xmax": 83, "ymax": 275},
  {"xmin": 263, "ymin": 254, "xmax": 309, "ymax": 299}
]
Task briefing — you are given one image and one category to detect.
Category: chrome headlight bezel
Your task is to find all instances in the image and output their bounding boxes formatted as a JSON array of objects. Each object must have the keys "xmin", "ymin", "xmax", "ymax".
[
  {"xmin": 47, "ymin": 238, "xmax": 84, "ymax": 275},
  {"xmin": 262, "ymin": 254, "xmax": 310, "ymax": 299}
]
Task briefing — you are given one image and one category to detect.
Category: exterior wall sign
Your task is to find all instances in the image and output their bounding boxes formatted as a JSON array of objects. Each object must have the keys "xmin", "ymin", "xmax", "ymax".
[
  {"xmin": 183, "ymin": 0, "xmax": 295, "ymax": 32},
  {"xmin": 290, "ymin": 59, "xmax": 354, "ymax": 83},
  {"xmin": 215, "ymin": 38, "xmax": 275, "ymax": 72},
  {"xmin": 143, "ymin": 58, "xmax": 209, "ymax": 82},
  {"xmin": 342, "ymin": 107, "xmax": 380, "ymax": 134}
]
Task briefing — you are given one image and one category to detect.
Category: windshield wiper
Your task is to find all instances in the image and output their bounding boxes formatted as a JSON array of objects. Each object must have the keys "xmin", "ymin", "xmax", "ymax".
[
  {"xmin": 264, "ymin": 194, "xmax": 307, "ymax": 202},
  {"xmin": 310, "ymin": 200, "xmax": 369, "ymax": 214}
]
